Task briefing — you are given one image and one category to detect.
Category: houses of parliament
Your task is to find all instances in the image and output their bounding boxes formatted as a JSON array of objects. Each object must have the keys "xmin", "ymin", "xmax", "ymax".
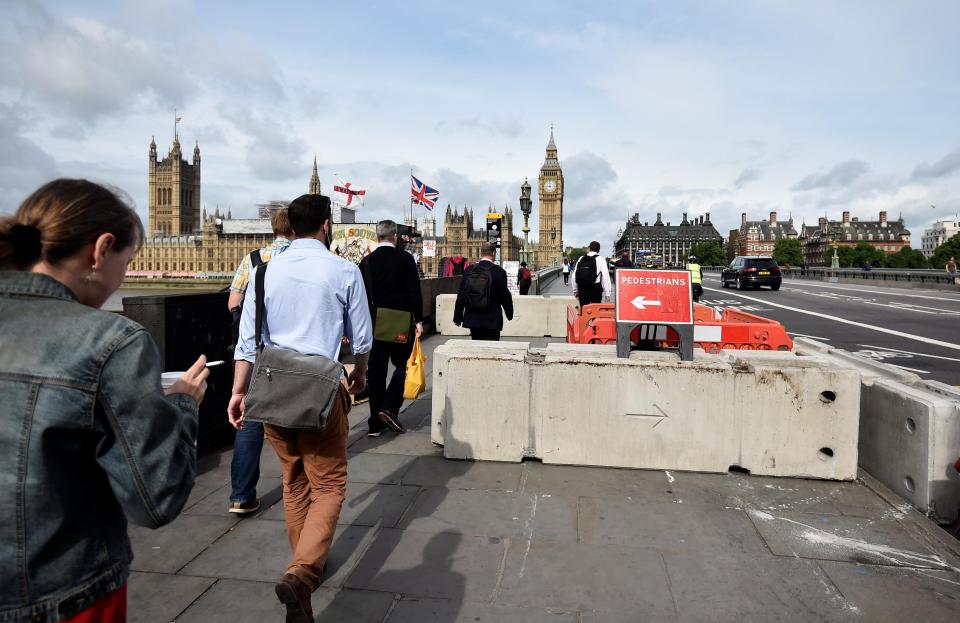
[{"xmin": 129, "ymin": 129, "xmax": 565, "ymax": 276}]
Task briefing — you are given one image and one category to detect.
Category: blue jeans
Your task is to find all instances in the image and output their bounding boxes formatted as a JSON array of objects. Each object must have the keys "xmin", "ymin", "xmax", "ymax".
[{"xmin": 230, "ymin": 420, "xmax": 264, "ymax": 503}]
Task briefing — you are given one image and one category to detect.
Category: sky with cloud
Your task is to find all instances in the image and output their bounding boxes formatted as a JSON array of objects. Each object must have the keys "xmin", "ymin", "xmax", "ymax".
[{"xmin": 1, "ymin": 0, "xmax": 958, "ymax": 248}]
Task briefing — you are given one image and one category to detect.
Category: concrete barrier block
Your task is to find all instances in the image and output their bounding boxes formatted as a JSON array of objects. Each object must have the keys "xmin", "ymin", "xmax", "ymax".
[
  {"xmin": 442, "ymin": 352, "xmax": 531, "ymax": 462},
  {"xmin": 435, "ymin": 294, "xmax": 576, "ymax": 337},
  {"xmin": 432, "ymin": 342, "xmax": 862, "ymax": 480},
  {"xmin": 733, "ymin": 358, "xmax": 861, "ymax": 480},
  {"xmin": 430, "ymin": 340, "xmax": 530, "ymax": 446},
  {"xmin": 859, "ymin": 378, "xmax": 960, "ymax": 523},
  {"xmin": 532, "ymin": 356, "xmax": 740, "ymax": 472}
]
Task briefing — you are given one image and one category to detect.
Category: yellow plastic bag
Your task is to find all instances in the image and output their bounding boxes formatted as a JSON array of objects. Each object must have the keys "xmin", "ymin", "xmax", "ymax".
[{"xmin": 403, "ymin": 336, "xmax": 427, "ymax": 400}]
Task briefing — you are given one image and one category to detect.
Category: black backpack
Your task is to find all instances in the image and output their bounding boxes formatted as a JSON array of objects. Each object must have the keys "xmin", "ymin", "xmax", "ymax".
[
  {"xmin": 463, "ymin": 264, "xmax": 493, "ymax": 311},
  {"xmin": 451, "ymin": 257, "xmax": 468, "ymax": 276},
  {"xmin": 575, "ymin": 255, "xmax": 598, "ymax": 290}
]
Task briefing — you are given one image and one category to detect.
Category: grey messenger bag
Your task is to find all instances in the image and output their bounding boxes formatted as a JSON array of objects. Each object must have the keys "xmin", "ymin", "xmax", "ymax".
[{"xmin": 242, "ymin": 262, "xmax": 345, "ymax": 430}]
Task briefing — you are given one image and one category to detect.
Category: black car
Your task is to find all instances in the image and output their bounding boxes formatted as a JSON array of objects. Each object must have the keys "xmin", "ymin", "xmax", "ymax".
[{"xmin": 721, "ymin": 256, "xmax": 782, "ymax": 290}]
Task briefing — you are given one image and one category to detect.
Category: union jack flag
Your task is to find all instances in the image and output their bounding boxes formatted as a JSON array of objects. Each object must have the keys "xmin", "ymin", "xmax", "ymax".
[{"xmin": 411, "ymin": 175, "xmax": 439, "ymax": 210}]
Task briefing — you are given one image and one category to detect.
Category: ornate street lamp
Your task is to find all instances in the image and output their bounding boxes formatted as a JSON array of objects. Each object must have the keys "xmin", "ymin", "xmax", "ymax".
[
  {"xmin": 551, "ymin": 226, "xmax": 558, "ymax": 266},
  {"xmin": 520, "ymin": 178, "xmax": 533, "ymax": 267}
]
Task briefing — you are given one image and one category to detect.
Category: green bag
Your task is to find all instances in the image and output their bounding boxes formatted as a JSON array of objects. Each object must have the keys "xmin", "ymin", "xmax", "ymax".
[{"xmin": 374, "ymin": 307, "xmax": 412, "ymax": 343}]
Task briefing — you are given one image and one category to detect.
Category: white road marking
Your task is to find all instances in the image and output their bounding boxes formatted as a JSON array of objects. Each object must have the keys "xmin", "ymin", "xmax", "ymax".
[
  {"xmin": 794, "ymin": 289, "xmax": 956, "ymax": 315},
  {"xmin": 888, "ymin": 364, "xmax": 931, "ymax": 374},
  {"xmin": 756, "ymin": 278, "xmax": 960, "ymax": 303},
  {"xmin": 858, "ymin": 344, "xmax": 960, "ymax": 363},
  {"xmin": 787, "ymin": 332, "xmax": 831, "ymax": 341},
  {"xmin": 701, "ymin": 285, "xmax": 960, "ymax": 352}
]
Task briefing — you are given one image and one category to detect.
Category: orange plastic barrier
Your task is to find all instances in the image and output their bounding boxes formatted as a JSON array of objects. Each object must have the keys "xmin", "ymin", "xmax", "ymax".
[
  {"xmin": 565, "ymin": 303, "xmax": 793, "ymax": 352},
  {"xmin": 566, "ymin": 303, "xmax": 618, "ymax": 345}
]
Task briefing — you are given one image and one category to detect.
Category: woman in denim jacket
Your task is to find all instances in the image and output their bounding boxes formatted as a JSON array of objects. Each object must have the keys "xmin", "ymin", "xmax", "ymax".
[{"xmin": 0, "ymin": 179, "xmax": 209, "ymax": 622}]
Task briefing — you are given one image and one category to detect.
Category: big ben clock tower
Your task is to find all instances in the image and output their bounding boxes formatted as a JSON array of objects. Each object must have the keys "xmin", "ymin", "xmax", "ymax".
[{"xmin": 535, "ymin": 126, "xmax": 564, "ymax": 268}]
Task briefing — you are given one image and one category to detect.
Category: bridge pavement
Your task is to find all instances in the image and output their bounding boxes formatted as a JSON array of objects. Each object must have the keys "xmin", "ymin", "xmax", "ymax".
[{"xmin": 127, "ymin": 330, "xmax": 960, "ymax": 622}]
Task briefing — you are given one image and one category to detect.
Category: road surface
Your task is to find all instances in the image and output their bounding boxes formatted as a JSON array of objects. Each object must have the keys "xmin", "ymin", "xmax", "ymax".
[{"xmin": 700, "ymin": 274, "xmax": 960, "ymax": 385}]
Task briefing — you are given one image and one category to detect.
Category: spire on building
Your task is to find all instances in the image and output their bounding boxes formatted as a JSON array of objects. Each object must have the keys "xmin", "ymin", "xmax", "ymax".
[
  {"xmin": 547, "ymin": 123, "xmax": 557, "ymax": 151},
  {"xmin": 309, "ymin": 155, "xmax": 321, "ymax": 194},
  {"xmin": 227, "ymin": 207, "xmax": 232, "ymax": 220}
]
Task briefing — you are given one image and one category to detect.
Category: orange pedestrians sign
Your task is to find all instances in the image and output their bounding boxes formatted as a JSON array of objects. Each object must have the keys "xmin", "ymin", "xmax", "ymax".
[{"xmin": 614, "ymin": 269, "xmax": 693, "ymax": 324}]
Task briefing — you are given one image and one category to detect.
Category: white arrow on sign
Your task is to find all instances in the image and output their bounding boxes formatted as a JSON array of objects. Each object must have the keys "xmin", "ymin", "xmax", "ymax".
[{"xmin": 631, "ymin": 296, "xmax": 662, "ymax": 310}]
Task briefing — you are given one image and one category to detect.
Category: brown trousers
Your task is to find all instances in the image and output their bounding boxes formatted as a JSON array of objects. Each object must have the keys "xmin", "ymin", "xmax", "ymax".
[{"xmin": 264, "ymin": 383, "xmax": 351, "ymax": 591}]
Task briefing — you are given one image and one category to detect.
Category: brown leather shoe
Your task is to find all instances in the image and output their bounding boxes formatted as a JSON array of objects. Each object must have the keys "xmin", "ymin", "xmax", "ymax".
[{"xmin": 275, "ymin": 573, "xmax": 314, "ymax": 623}]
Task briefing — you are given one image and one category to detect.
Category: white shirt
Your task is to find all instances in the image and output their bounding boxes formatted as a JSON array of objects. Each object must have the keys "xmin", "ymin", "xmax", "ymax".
[{"xmin": 571, "ymin": 252, "xmax": 612, "ymax": 298}]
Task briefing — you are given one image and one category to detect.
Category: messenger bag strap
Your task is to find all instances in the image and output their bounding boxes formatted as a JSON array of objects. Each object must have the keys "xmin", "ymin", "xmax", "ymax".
[{"xmin": 254, "ymin": 262, "xmax": 268, "ymax": 350}]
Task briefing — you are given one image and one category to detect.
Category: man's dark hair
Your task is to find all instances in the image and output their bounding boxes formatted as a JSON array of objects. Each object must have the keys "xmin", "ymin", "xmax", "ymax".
[
  {"xmin": 589, "ymin": 241, "xmax": 600, "ymax": 252},
  {"xmin": 520, "ymin": 261, "xmax": 527, "ymax": 267},
  {"xmin": 288, "ymin": 194, "xmax": 331, "ymax": 237},
  {"xmin": 480, "ymin": 243, "xmax": 496, "ymax": 258}
]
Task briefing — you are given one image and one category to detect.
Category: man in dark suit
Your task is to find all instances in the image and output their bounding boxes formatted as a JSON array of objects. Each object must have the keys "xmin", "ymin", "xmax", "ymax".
[
  {"xmin": 359, "ymin": 220, "xmax": 423, "ymax": 436},
  {"xmin": 453, "ymin": 243, "xmax": 514, "ymax": 341}
]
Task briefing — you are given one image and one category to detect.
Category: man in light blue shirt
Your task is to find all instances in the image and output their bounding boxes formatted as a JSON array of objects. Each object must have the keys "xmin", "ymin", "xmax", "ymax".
[{"xmin": 228, "ymin": 193, "xmax": 371, "ymax": 621}]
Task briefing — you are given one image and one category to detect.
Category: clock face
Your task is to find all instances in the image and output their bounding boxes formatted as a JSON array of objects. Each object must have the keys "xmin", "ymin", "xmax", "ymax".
[{"xmin": 544, "ymin": 180, "xmax": 557, "ymax": 193}]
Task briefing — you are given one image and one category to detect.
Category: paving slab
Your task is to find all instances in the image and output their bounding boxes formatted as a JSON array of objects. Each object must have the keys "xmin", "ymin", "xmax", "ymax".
[
  {"xmin": 522, "ymin": 462, "xmax": 674, "ymax": 501},
  {"xmin": 386, "ymin": 597, "xmax": 579, "ymax": 622},
  {"xmin": 179, "ymin": 517, "xmax": 376, "ymax": 588},
  {"xmin": 662, "ymin": 551, "xmax": 860, "ymax": 622},
  {"xmin": 496, "ymin": 540, "xmax": 676, "ymax": 616},
  {"xmin": 127, "ymin": 571, "xmax": 215, "ymax": 623},
  {"xmin": 578, "ymin": 497, "xmax": 769, "ymax": 555},
  {"xmin": 345, "ymin": 528, "xmax": 505, "ymax": 602},
  {"xmin": 399, "ymin": 487, "xmax": 578, "ymax": 542},
  {"xmin": 129, "ymin": 514, "xmax": 238, "ymax": 573},
  {"xmin": 262, "ymin": 481, "xmax": 420, "ymax": 528},
  {"xmin": 748, "ymin": 509, "xmax": 949, "ymax": 568},
  {"xmin": 345, "ymin": 451, "xmax": 418, "ymax": 484},
  {"xmin": 174, "ymin": 578, "xmax": 395, "ymax": 623},
  {"xmin": 820, "ymin": 561, "xmax": 960, "ymax": 623},
  {"xmin": 184, "ymin": 476, "xmax": 282, "ymax": 517},
  {"xmin": 402, "ymin": 455, "xmax": 523, "ymax": 491},
  {"xmin": 350, "ymin": 431, "xmax": 443, "ymax": 456}
]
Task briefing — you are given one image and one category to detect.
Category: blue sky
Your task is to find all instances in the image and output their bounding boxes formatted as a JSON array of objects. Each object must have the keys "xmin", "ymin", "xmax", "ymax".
[{"xmin": 1, "ymin": 0, "xmax": 959, "ymax": 247}]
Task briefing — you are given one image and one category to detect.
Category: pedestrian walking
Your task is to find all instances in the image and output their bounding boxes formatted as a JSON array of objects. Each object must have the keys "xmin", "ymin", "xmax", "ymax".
[
  {"xmin": 453, "ymin": 243, "xmax": 514, "ymax": 340},
  {"xmin": 686, "ymin": 254, "xmax": 703, "ymax": 302},
  {"xmin": 572, "ymin": 241, "xmax": 612, "ymax": 309},
  {"xmin": 0, "ymin": 179, "xmax": 208, "ymax": 622},
  {"xmin": 518, "ymin": 261, "xmax": 533, "ymax": 295},
  {"xmin": 359, "ymin": 220, "xmax": 423, "ymax": 438},
  {"xmin": 225, "ymin": 207, "xmax": 293, "ymax": 516},
  {"xmin": 946, "ymin": 256, "xmax": 957, "ymax": 279},
  {"xmin": 230, "ymin": 193, "xmax": 372, "ymax": 622},
  {"xmin": 613, "ymin": 251, "xmax": 634, "ymax": 269},
  {"xmin": 562, "ymin": 259, "xmax": 571, "ymax": 285}
]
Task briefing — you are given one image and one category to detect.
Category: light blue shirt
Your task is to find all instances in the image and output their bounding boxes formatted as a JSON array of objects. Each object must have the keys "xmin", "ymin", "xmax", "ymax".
[{"xmin": 235, "ymin": 238, "xmax": 373, "ymax": 364}]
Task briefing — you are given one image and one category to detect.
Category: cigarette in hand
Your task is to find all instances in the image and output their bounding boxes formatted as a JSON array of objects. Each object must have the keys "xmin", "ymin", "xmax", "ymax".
[{"xmin": 205, "ymin": 360, "xmax": 226, "ymax": 368}]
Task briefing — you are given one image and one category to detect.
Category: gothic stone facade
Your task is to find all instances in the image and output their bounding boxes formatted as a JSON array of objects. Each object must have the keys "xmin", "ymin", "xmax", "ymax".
[
  {"xmin": 419, "ymin": 206, "xmax": 524, "ymax": 277},
  {"xmin": 132, "ymin": 137, "xmax": 305, "ymax": 276}
]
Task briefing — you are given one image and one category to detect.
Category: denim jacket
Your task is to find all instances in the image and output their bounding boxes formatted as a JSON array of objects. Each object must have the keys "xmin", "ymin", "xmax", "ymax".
[{"xmin": 0, "ymin": 272, "xmax": 199, "ymax": 622}]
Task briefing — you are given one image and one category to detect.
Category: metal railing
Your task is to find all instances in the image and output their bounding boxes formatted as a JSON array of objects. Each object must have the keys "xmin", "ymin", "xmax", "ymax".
[{"xmin": 702, "ymin": 265, "xmax": 957, "ymax": 286}]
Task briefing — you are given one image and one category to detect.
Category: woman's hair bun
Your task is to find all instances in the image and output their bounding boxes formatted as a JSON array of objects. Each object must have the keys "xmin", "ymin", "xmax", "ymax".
[{"xmin": 10, "ymin": 223, "xmax": 43, "ymax": 264}]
